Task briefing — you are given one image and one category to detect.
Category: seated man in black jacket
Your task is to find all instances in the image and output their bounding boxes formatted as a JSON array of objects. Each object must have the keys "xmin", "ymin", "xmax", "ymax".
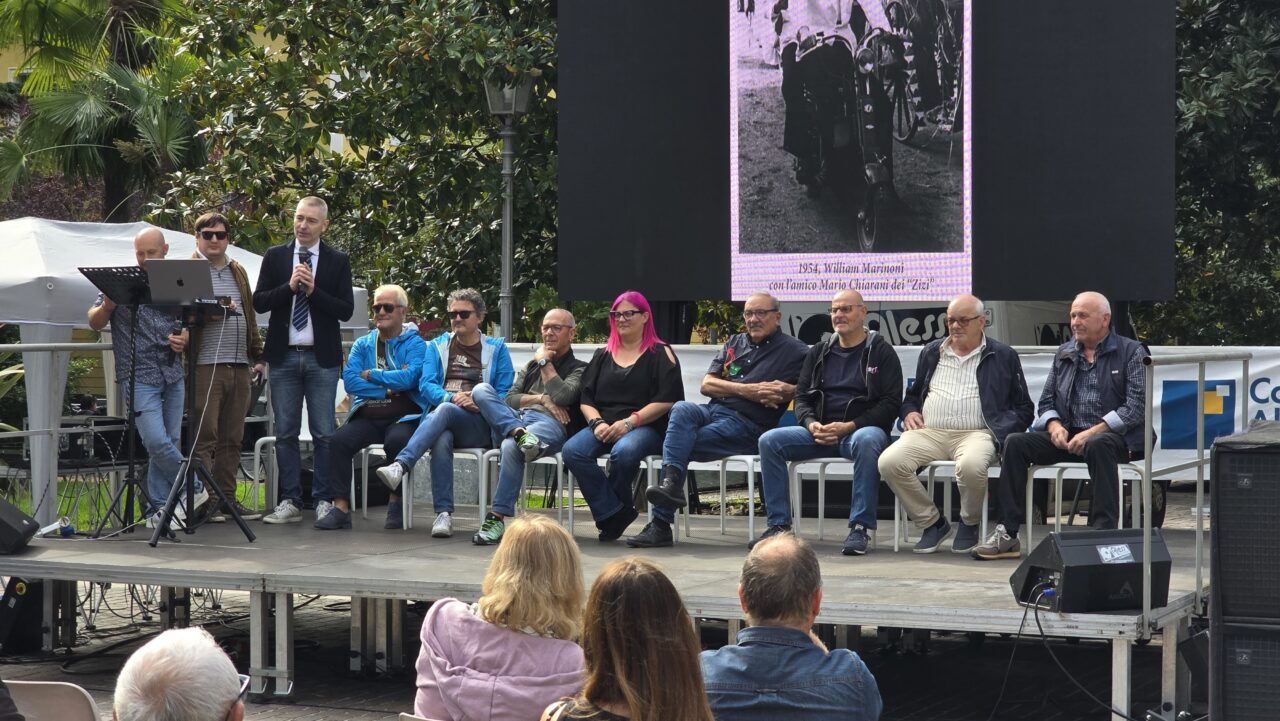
[
  {"xmin": 879, "ymin": 294, "xmax": 1034, "ymax": 554},
  {"xmin": 753, "ymin": 290, "xmax": 903, "ymax": 556}
]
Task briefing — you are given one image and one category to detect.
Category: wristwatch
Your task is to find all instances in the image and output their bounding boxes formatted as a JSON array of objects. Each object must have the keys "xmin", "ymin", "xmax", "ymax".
[{"xmin": 537, "ymin": 357, "xmax": 549, "ymax": 367}]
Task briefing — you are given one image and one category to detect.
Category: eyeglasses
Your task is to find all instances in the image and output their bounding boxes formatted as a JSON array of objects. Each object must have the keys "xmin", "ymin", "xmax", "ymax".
[
  {"xmin": 946, "ymin": 315, "xmax": 982, "ymax": 326},
  {"xmin": 541, "ymin": 324, "xmax": 573, "ymax": 333},
  {"xmin": 372, "ymin": 303, "xmax": 402, "ymax": 314},
  {"xmin": 743, "ymin": 308, "xmax": 779, "ymax": 319},
  {"xmin": 224, "ymin": 674, "xmax": 250, "ymax": 721},
  {"xmin": 828, "ymin": 304, "xmax": 862, "ymax": 315},
  {"xmin": 609, "ymin": 310, "xmax": 644, "ymax": 321},
  {"xmin": 199, "ymin": 230, "xmax": 229, "ymax": 241},
  {"xmin": 448, "ymin": 310, "xmax": 474, "ymax": 320}
]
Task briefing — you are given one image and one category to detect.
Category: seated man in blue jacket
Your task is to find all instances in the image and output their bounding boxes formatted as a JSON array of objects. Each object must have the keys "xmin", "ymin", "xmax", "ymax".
[
  {"xmin": 313, "ymin": 286, "xmax": 424, "ymax": 530},
  {"xmin": 316, "ymin": 285, "xmax": 426, "ymax": 530},
  {"xmin": 702, "ymin": 532, "xmax": 883, "ymax": 721},
  {"xmin": 377, "ymin": 289, "xmax": 514, "ymax": 536},
  {"xmin": 878, "ymin": 294, "xmax": 1034, "ymax": 553}
]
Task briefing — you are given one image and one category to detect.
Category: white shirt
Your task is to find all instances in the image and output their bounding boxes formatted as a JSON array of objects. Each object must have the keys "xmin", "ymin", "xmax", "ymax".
[
  {"xmin": 921, "ymin": 336, "xmax": 987, "ymax": 431},
  {"xmin": 287, "ymin": 240, "xmax": 320, "ymax": 346}
]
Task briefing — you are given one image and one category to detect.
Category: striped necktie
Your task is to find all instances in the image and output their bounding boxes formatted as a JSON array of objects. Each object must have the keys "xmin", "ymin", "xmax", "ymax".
[{"xmin": 291, "ymin": 248, "xmax": 312, "ymax": 331}]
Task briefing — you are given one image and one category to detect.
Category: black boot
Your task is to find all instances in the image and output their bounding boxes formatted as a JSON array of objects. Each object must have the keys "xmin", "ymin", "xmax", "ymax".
[{"xmin": 645, "ymin": 465, "xmax": 688, "ymax": 509}]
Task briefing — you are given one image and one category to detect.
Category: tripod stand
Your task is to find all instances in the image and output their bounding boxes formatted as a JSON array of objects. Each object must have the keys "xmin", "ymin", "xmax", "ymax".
[
  {"xmin": 150, "ymin": 301, "xmax": 256, "ymax": 546},
  {"xmin": 80, "ymin": 266, "xmax": 153, "ymax": 536}
]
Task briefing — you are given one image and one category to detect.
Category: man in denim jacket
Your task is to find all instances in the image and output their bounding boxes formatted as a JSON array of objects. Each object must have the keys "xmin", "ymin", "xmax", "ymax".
[{"xmin": 701, "ymin": 533, "xmax": 882, "ymax": 721}]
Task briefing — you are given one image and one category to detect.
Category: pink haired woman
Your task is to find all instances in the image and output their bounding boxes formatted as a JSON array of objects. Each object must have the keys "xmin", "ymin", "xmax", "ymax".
[{"xmin": 561, "ymin": 291, "xmax": 684, "ymax": 546}]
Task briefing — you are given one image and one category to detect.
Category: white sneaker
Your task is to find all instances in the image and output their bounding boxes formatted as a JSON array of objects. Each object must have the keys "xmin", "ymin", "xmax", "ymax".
[
  {"xmin": 145, "ymin": 510, "xmax": 174, "ymax": 531},
  {"xmin": 431, "ymin": 512, "xmax": 453, "ymax": 538},
  {"xmin": 376, "ymin": 462, "xmax": 406, "ymax": 491},
  {"xmin": 173, "ymin": 487, "xmax": 210, "ymax": 524},
  {"xmin": 315, "ymin": 499, "xmax": 334, "ymax": 521},
  {"xmin": 263, "ymin": 499, "xmax": 302, "ymax": 524}
]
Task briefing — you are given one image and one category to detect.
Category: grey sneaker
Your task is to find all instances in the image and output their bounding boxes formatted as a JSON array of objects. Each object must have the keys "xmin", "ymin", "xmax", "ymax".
[
  {"xmin": 376, "ymin": 461, "xmax": 407, "ymax": 491},
  {"xmin": 472, "ymin": 513, "xmax": 505, "ymax": 545},
  {"xmin": 951, "ymin": 522, "xmax": 980, "ymax": 553},
  {"xmin": 263, "ymin": 499, "xmax": 302, "ymax": 524},
  {"xmin": 146, "ymin": 510, "xmax": 175, "ymax": 531},
  {"xmin": 842, "ymin": 524, "xmax": 870, "ymax": 556},
  {"xmin": 971, "ymin": 524, "xmax": 1021, "ymax": 560},
  {"xmin": 431, "ymin": 511, "xmax": 453, "ymax": 538},
  {"xmin": 913, "ymin": 518, "xmax": 952, "ymax": 554},
  {"xmin": 314, "ymin": 499, "xmax": 334, "ymax": 521},
  {"xmin": 515, "ymin": 430, "xmax": 545, "ymax": 462}
]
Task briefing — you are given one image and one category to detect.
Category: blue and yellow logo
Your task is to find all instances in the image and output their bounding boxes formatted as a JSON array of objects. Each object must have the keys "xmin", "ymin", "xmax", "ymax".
[{"xmin": 1161, "ymin": 380, "xmax": 1235, "ymax": 450}]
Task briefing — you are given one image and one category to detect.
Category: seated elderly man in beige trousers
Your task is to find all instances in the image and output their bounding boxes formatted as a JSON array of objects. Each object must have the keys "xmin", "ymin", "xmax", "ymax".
[{"xmin": 878, "ymin": 295, "xmax": 1034, "ymax": 553}]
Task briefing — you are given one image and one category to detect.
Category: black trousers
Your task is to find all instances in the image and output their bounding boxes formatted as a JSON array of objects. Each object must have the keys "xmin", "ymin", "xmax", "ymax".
[
  {"xmin": 996, "ymin": 430, "xmax": 1138, "ymax": 535},
  {"xmin": 322, "ymin": 414, "xmax": 418, "ymax": 502}
]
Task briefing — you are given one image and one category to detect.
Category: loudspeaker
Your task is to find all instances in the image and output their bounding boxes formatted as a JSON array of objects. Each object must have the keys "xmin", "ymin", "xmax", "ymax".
[
  {"xmin": 1211, "ymin": 423, "xmax": 1280, "ymax": 622},
  {"xmin": 1009, "ymin": 529, "xmax": 1171, "ymax": 613},
  {"xmin": 1209, "ymin": 621, "xmax": 1280, "ymax": 721},
  {"xmin": 0, "ymin": 577, "xmax": 42, "ymax": 654},
  {"xmin": 0, "ymin": 499, "xmax": 38, "ymax": 555}
]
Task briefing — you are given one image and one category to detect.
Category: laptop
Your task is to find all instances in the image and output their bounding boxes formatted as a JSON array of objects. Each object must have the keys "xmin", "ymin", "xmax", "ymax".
[{"xmin": 144, "ymin": 259, "xmax": 215, "ymax": 306}]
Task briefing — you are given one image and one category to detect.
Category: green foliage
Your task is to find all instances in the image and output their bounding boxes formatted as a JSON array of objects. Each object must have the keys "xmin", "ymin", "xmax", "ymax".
[
  {"xmin": 1133, "ymin": 1, "xmax": 1280, "ymax": 344},
  {"xmin": 154, "ymin": 0, "xmax": 557, "ymax": 336}
]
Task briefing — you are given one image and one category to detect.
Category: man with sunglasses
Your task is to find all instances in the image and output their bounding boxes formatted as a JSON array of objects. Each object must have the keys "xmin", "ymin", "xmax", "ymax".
[
  {"xmin": 878, "ymin": 294, "xmax": 1033, "ymax": 554},
  {"xmin": 253, "ymin": 196, "xmax": 354, "ymax": 525},
  {"xmin": 635, "ymin": 292, "xmax": 808, "ymax": 548},
  {"xmin": 376, "ymin": 288, "xmax": 513, "ymax": 536},
  {"xmin": 112, "ymin": 627, "xmax": 247, "ymax": 721},
  {"xmin": 752, "ymin": 289, "xmax": 902, "ymax": 556},
  {"xmin": 468, "ymin": 308, "xmax": 588, "ymax": 545},
  {"xmin": 187, "ymin": 212, "xmax": 265, "ymax": 522}
]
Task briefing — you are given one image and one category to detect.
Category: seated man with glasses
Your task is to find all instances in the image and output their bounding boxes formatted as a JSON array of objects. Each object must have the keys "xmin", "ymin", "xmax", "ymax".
[
  {"xmin": 635, "ymin": 292, "xmax": 808, "ymax": 548},
  {"xmin": 113, "ymin": 627, "xmax": 248, "ymax": 721},
  {"xmin": 316, "ymin": 284, "xmax": 427, "ymax": 530},
  {"xmin": 752, "ymin": 290, "xmax": 903, "ymax": 556},
  {"xmin": 377, "ymin": 288, "xmax": 513, "ymax": 536},
  {"xmin": 878, "ymin": 294, "xmax": 1033, "ymax": 554},
  {"xmin": 467, "ymin": 308, "xmax": 588, "ymax": 545}
]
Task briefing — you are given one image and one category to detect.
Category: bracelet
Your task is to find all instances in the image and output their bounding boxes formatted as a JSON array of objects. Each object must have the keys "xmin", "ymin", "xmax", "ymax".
[
  {"xmin": 623, "ymin": 418, "xmax": 635, "ymax": 432},
  {"xmin": 589, "ymin": 418, "xmax": 606, "ymax": 429}
]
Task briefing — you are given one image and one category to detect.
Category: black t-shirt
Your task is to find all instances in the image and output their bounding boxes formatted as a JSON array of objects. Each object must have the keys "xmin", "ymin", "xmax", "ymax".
[
  {"xmin": 820, "ymin": 341, "xmax": 867, "ymax": 424},
  {"xmin": 579, "ymin": 344, "xmax": 684, "ymax": 434}
]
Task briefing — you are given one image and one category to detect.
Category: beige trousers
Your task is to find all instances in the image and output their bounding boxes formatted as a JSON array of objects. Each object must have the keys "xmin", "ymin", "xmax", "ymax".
[{"xmin": 878, "ymin": 427, "xmax": 996, "ymax": 528}]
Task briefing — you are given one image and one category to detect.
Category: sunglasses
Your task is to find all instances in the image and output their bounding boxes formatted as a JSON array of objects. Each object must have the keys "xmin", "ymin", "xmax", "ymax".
[
  {"xmin": 372, "ymin": 303, "xmax": 402, "ymax": 314},
  {"xmin": 609, "ymin": 310, "xmax": 644, "ymax": 321},
  {"xmin": 448, "ymin": 310, "xmax": 474, "ymax": 320},
  {"xmin": 199, "ymin": 230, "xmax": 229, "ymax": 241}
]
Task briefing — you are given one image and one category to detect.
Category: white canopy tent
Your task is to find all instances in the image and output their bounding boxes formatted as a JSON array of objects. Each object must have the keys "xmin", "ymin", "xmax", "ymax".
[{"xmin": 0, "ymin": 217, "xmax": 367, "ymax": 523}]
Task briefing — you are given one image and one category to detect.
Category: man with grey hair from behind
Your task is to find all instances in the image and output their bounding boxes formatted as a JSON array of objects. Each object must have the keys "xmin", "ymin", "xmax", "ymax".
[
  {"xmin": 700, "ymin": 533, "xmax": 883, "ymax": 721},
  {"xmin": 114, "ymin": 627, "xmax": 246, "ymax": 721}
]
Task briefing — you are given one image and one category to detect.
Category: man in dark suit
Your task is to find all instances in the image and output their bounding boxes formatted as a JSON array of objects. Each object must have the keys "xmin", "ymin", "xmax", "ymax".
[{"xmin": 252, "ymin": 196, "xmax": 354, "ymax": 524}]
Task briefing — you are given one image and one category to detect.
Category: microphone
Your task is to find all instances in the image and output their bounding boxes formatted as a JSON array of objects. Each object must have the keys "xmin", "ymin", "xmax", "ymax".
[{"xmin": 168, "ymin": 320, "xmax": 184, "ymax": 365}]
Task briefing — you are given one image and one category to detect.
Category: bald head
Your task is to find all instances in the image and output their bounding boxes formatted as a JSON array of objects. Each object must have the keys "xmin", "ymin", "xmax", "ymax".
[
  {"xmin": 829, "ymin": 289, "xmax": 868, "ymax": 345},
  {"xmin": 739, "ymin": 533, "xmax": 822, "ymax": 627},
  {"xmin": 133, "ymin": 227, "xmax": 169, "ymax": 267},
  {"xmin": 1070, "ymin": 291, "xmax": 1112, "ymax": 349},
  {"xmin": 945, "ymin": 294, "xmax": 986, "ymax": 351}
]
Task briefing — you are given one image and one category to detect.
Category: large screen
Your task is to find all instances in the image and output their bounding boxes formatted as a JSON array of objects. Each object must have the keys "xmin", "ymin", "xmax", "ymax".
[{"xmin": 731, "ymin": 0, "xmax": 969, "ymax": 301}]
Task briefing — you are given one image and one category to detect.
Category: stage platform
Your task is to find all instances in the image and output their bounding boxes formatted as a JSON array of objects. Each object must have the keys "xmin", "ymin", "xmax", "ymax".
[{"xmin": 0, "ymin": 509, "xmax": 1201, "ymax": 721}]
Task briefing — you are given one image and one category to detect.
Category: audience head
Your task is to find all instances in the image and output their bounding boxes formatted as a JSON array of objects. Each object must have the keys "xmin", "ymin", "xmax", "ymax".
[
  {"xmin": 114, "ymin": 627, "xmax": 244, "ymax": 721},
  {"xmin": 372, "ymin": 284, "xmax": 409, "ymax": 337},
  {"xmin": 829, "ymin": 289, "xmax": 867, "ymax": 339},
  {"xmin": 606, "ymin": 290, "xmax": 661, "ymax": 355},
  {"xmin": 541, "ymin": 308, "xmax": 577, "ymax": 354},
  {"xmin": 446, "ymin": 288, "xmax": 487, "ymax": 339},
  {"xmin": 477, "ymin": 515, "xmax": 584, "ymax": 641},
  {"xmin": 1070, "ymin": 291, "xmax": 1112, "ymax": 348},
  {"xmin": 743, "ymin": 292, "xmax": 782, "ymax": 342},
  {"xmin": 132, "ymin": 227, "xmax": 169, "ymax": 267},
  {"xmin": 739, "ymin": 533, "xmax": 822, "ymax": 629},
  {"xmin": 945, "ymin": 294, "xmax": 986, "ymax": 348},
  {"xmin": 579, "ymin": 557, "xmax": 714, "ymax": 721},
  {"xmin": 293, "ymin": 196, "xmax": 330, "ymax": 246}
]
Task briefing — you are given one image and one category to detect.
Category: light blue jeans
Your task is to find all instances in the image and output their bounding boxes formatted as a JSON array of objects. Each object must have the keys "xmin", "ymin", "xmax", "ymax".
[
  {"xmin": 470, "ymin": 383, "xmax": 568, "ymax": 516},
  {"xmin": 129, "ymin": 377, "xmax": 190, "ymax": 509},
  {"xmin": 758, "ymin": 425, "xmax": 889, "ymax": 529},
  {"xmin": 394, "ymin": 402, "xmax": 492, "ymax": 513}
]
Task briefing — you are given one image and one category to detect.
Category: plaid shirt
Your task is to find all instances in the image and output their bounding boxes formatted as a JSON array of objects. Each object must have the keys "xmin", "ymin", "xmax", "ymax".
[
  {"xmin": 1038, "ymin": 332, "xmax": 1146, "ymax": 433},
  {"xmin": 96, "ymin": 293, "xmax": 185, "ymax": 387}
]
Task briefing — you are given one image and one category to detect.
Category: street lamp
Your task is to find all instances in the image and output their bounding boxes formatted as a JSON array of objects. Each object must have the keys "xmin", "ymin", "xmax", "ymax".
[{"xmin": 484, "ymin": 73, "xmax": 535, "ymax": 342}]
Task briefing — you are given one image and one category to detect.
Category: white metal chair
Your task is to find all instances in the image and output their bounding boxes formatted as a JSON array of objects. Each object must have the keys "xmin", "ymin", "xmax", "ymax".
[
  {"xmin": 786, "ymin": 458, "xmax": 879, "ymax": 547},
  {"xmin": 1023, "ymin": 461, "xmax": 1145, "ymax": 551},
  {"xmin": 891, "ymin": 460, "xmax": 993, "ymax": 552},
  {"xmin": 6, "ymin": 680, "xmax": 98, "ymax": 721}
]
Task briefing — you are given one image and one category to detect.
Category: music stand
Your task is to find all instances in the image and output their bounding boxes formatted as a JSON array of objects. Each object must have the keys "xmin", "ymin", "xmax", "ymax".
[{"xmin": 79, "ymin": 266, "xmax": 154, "ymax": 535}]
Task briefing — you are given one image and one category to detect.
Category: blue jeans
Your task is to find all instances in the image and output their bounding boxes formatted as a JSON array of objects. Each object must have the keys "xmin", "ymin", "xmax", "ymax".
[
  {"xmin": 655, "ymin": 402, "xmax": 763, "ymax": 523},
  {"xmin": 758, "ymin": 425, "xmax": 889, "ymax": 529},
  {"xmin": 269, "ymin": 349, "xmax": 339, "ymax": 505},
  {"xmin": 471, "ymin": 383, "xmax": 568, "ymax": 517},
  {"xmin": 561, "ymin": 425, "xmax": 662, "ymax": 523},
  {"xmin": 394, "ymin": 402, "xmax": 492, "ymax": 513},
  {"xmin": 130, "ymin": 378, "xmax": 189, "ymax": 509}
]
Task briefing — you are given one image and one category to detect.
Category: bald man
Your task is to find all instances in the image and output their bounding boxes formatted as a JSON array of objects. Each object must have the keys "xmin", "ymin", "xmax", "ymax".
[
  {"xmin": 88, "ymin": 228, "xmax": 205, "ymax": 529},
  {"xmin": 973, "ymin": 291, "xmax": 1150, "ymax": 560},
  {"xmin": 753, "ymin": 290, "xmax": 903, "ymax": 556},
  {"xmin": 878, "ymin": 295, "xmax": 1033, "ymax": 554}
]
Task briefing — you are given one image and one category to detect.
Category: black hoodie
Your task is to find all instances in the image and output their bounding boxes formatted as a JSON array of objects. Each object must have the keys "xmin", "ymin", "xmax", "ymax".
[{"xmin": 793, "ymin": 330, "xmax": 903, "ymax": 432}]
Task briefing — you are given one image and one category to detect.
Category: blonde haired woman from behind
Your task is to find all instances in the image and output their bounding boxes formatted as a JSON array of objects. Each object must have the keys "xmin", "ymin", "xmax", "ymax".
[
  {"xmin": 414, "ymin": 515, "xmax": 585, "ymax": 721},
  {"xmin": 541, "ymin": 557, "xmax": 715, "ymax": 721}
]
